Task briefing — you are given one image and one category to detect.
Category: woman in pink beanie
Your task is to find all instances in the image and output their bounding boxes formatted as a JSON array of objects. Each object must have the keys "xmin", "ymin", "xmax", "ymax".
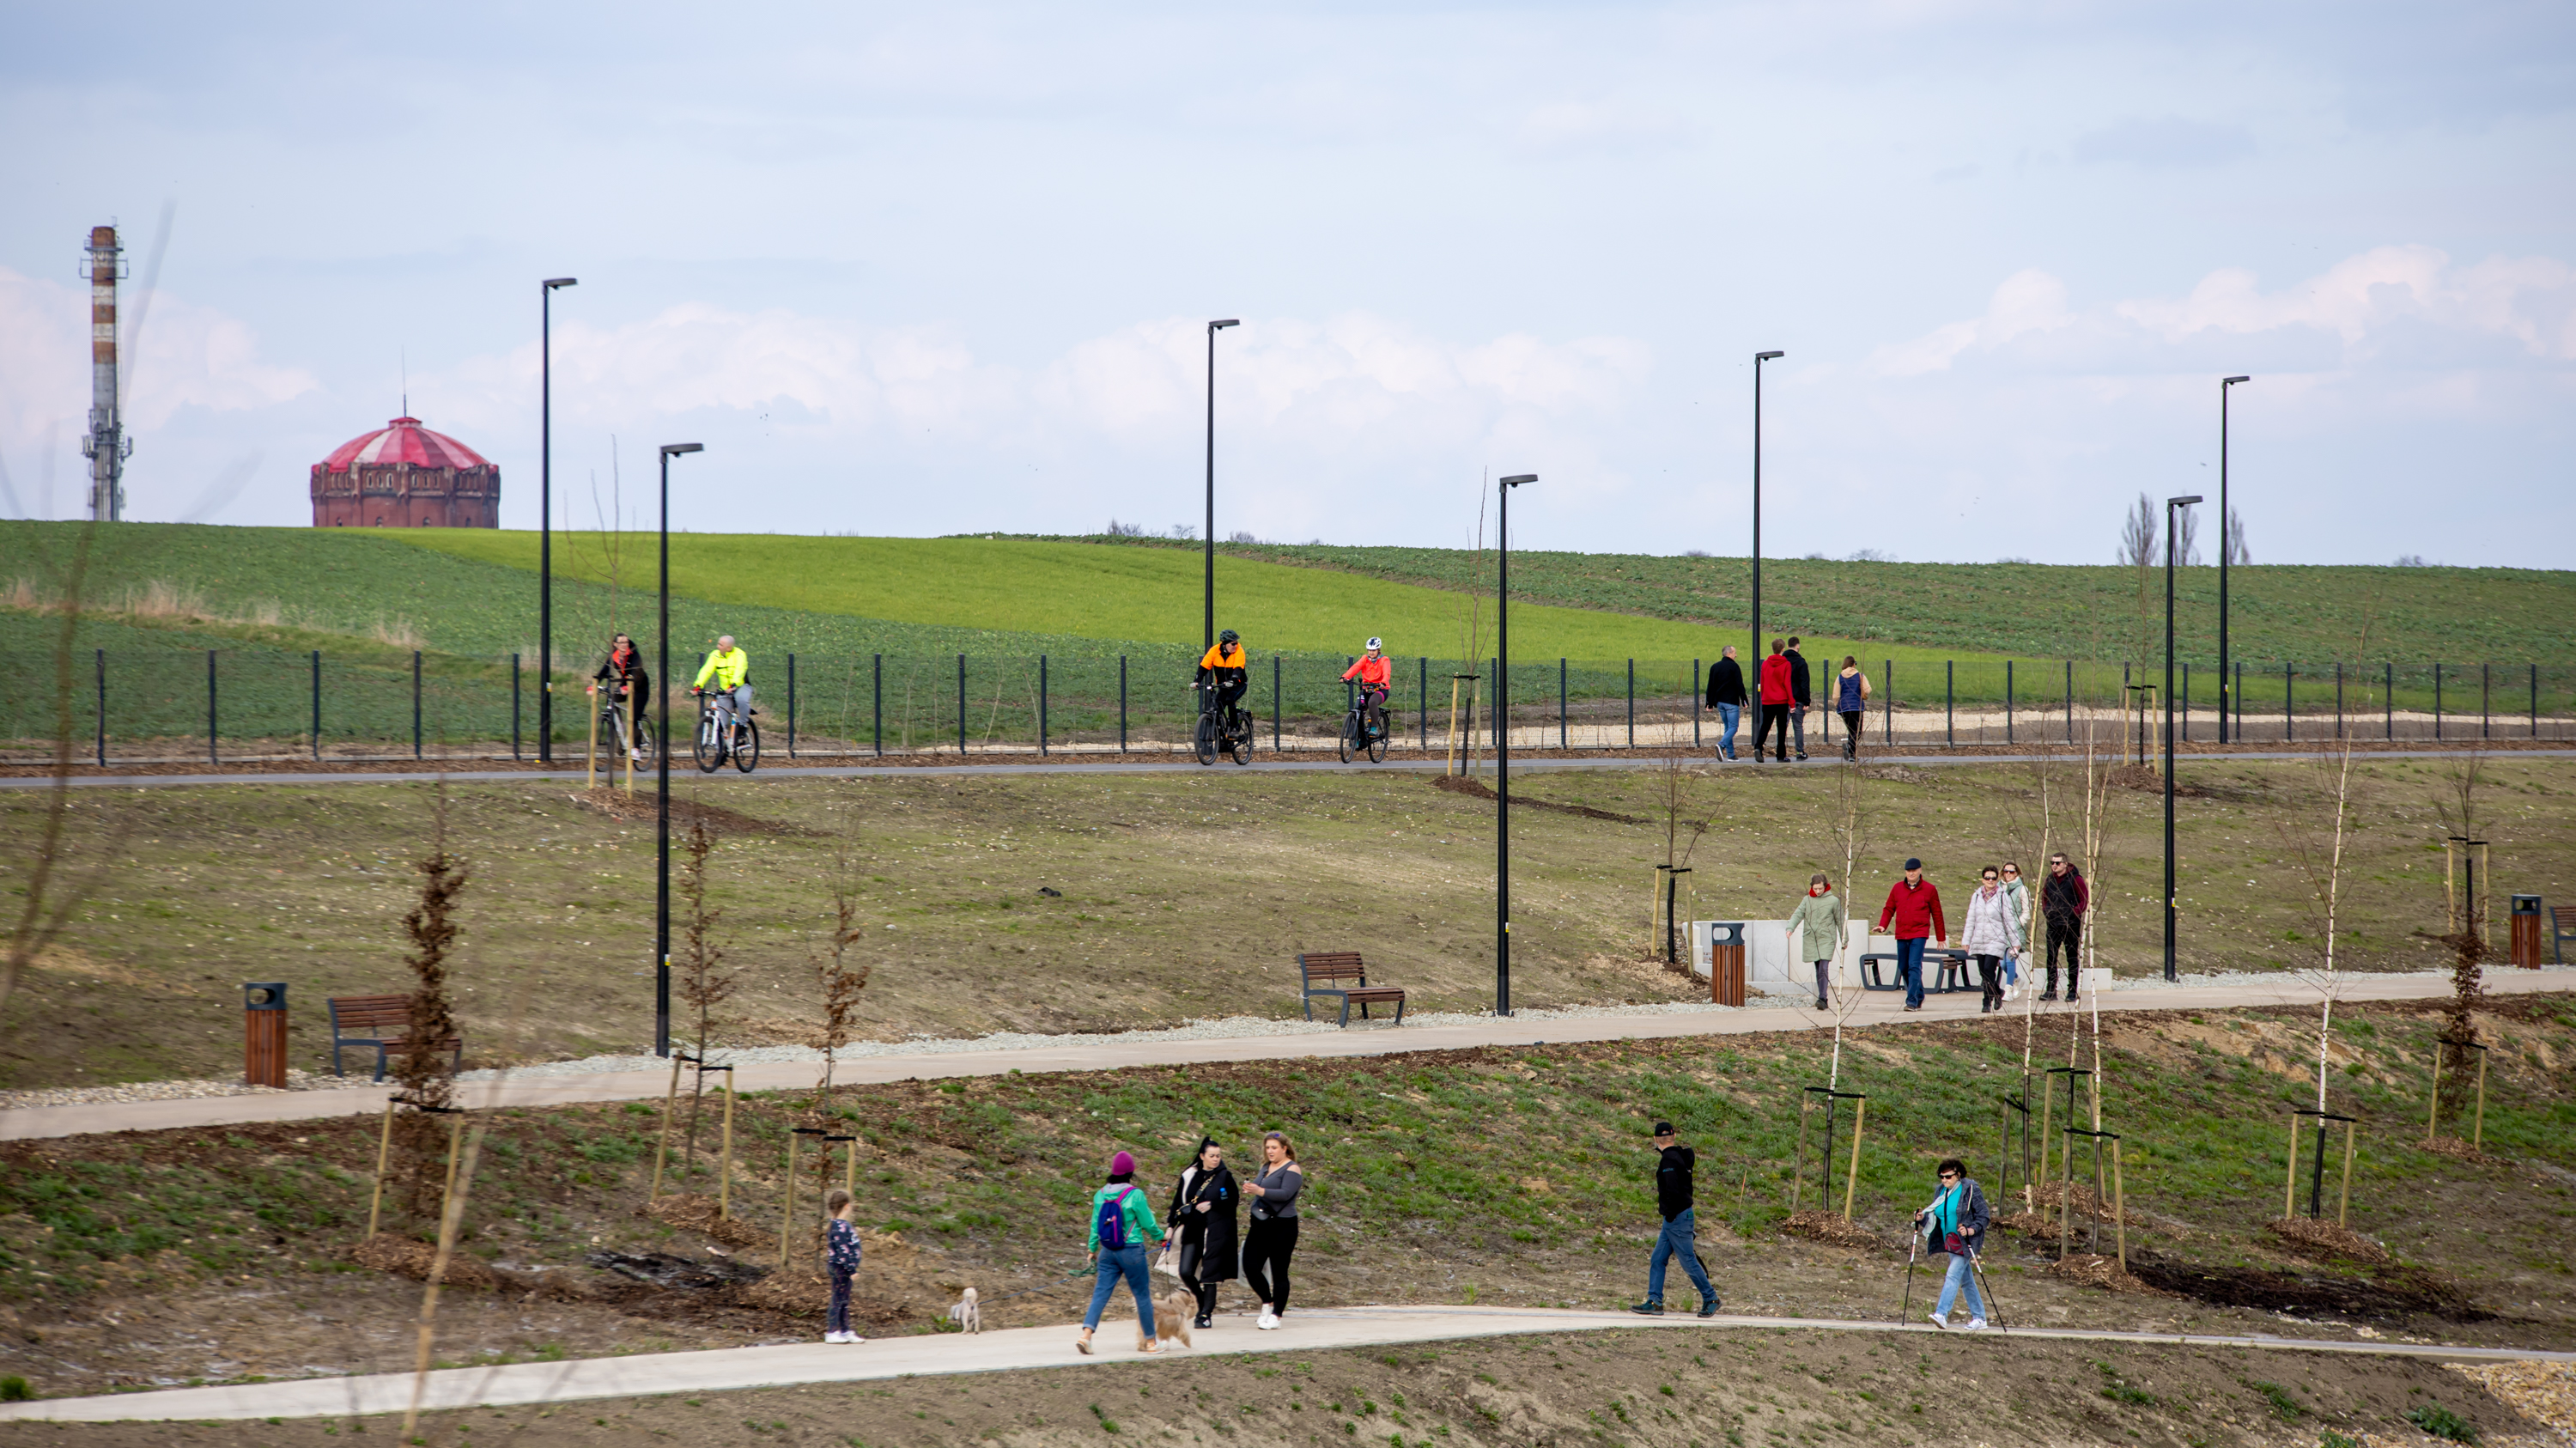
[{"xmin": 1076, "ymin": 1149, "xmax": 1164, "ymax": 1354}]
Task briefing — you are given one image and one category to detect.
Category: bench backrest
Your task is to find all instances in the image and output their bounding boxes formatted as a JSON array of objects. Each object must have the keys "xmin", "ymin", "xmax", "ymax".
[
  {"xmin": 330, "ymin": 995, "xmax": 417, "ymax": 1036},
  {"xmin": 2554, "ymin": 907, "xmax": 2576, "ymax": 927},
  {"xmin": 1300, "ymin": 952, "xmax": 1367, "ymax": 987}
]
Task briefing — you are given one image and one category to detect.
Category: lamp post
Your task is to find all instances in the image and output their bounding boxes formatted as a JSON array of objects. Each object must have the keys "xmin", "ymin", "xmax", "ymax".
[
  {"xmin": 2165, "ymin": 492, "xmax": 2203, "ymax": 983},
  {"xmin": 1750, "ymin": 350, "xmax": 1783, "ymax": 703},
  {"xmin": 1203, "ymin": 319, "xmax": 1240, "ymax": 649},
  {"xmin": 538, "ymin": 277, "xmax": 578, "ymax": 763},
  {"xmin": 1496, "ymin": 473, "xmax": 1536, "ymax": 1016},
  {"xmin": 2218, "ymin": 375, "xmax": 2249, "ymax": 742},
  {"xmin": 653, "ymin": 441, "xmax": 703, "ymax": 1057}
]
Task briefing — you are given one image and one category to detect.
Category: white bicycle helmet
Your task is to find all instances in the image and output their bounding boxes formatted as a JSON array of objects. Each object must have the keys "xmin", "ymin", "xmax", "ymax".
[{"xmin": 1365, "ymin": 636, "xmax": 1383, "ymax": 651}]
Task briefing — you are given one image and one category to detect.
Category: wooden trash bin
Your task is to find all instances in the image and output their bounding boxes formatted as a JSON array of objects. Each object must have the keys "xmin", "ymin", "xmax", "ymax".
[
  {"xmin": 2511, "ymin": 894, "xmax": 2543, "ymax": 970},
  {"xmin": 1707, "ymin": 922, "xmax": 1747, "ymax": 1007},
  {"xmin": 244, "ymin": 982, "xmax": 289, "ymax": 1088}
]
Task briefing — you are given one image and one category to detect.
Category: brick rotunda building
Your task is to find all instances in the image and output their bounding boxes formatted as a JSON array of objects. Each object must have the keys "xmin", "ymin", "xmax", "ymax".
[{"xmin": 309, "ymin": 417, "xmax": 500, "ymax": 527}]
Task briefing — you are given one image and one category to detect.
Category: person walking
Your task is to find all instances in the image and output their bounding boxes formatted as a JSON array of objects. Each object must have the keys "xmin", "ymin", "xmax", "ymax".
[
  {"xmin": 1786, "ymin": 873, "xmax": 1845, "ymax": 1011},
  {"xmin": 1075, "ymin": 1150, "xmax": 1163, "ymax": 1355},
  {"xmin": 1784, "ymin": 636, "xmax": 1813, "ymax": 762},
  {"xmin": 1628, "ymin": 1122, "xmax": 1720, "ymax": 1317},
  {"xmin": 1833, "ymin": 657, "xmax": 1869, "ymax": 761},
  {"xmin": 2040, "ymin": 852, "xmax": 2089, "ymax": 1001},
  {"xmin": 1163, "ymin": 1137, "xmax": 1238, "ymax": 1330},
  {"xmin": 1996, "ymin": 861, "xmax": 2031, "ymax": 1001},
  {"xmin": 823, "ymin": 1188, "xmax": 865, "ymax": 1344},
  {"xmin": 1914, "ymin": 1159, "xmax": 1990, "ymax": 1330},
  {"xmin": 1876, "ymin": 859, "xmax": 1947, "ymax": 1012},
  {"xmin": 1755, "ymin": 640, "xmax": 1795, "ymax": 763},
  {"xmin": 1961, "ymin": 867, "xmax": 2019, "ymax": 1013},
  {"xmin": 1707, "ymin": 645, "xmax": 1747, "ymax": 761},
  {"xmin": 1242, "ymin": 1132, "xmax": 1303, "ymax": 1330}
]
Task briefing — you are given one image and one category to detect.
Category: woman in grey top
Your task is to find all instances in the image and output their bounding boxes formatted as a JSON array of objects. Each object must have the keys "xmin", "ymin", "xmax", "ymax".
[
  {"xmin": 1786, "ymin": 873, "xmax": 1845, "ymax": 1011},
  {"xmin": 1241, "ymin": 1131, "xmax": 1303, "ymax": 1330}
]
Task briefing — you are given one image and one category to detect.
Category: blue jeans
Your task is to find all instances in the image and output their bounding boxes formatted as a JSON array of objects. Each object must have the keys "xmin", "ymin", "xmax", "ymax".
[
  {"xmin": 1716, "ymin": 703, "xmax": 1741, "ymax": 758},
  {"xmin": 1935, "ymin": 1249, "xmax": 1985, "ymax": 1321},
  {"xmin": 1646, "ymin": 1208, "xmax": 1715, "ymax": 1305},
  {"xmin": 1897, "ymin": 936, "xmax": 1928, "ymax": 1007},
  {"xmin": 1084, "ymin": 1243, "xmax": 1156, "ymax": 1335}
]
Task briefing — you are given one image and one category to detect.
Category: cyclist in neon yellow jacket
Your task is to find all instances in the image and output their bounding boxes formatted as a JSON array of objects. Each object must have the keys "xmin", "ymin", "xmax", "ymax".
[{"xmin": 691, "ymin": 636, "xmax": 753, "ymax": 731}]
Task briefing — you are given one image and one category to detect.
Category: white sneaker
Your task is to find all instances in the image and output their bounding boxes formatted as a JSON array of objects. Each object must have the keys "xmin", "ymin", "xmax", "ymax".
[
  {"xmin": 1964, "ymin": 1318, "xmax": 1988, "ymax": 1331},
  {"xmin": 2002, "ymin": 984, "xmax": 2019, "ymax": 1001},
  {"xmin": 1926, "ymin": 1312, "xmax": 1947, "ymax": 1329},
  {"xmin": 1256, "ymin": 1310, "xmax": 1279, "ymax": 1331},
  {"xmin": 823, "ymin": 1331, "xmax": 845, "ymax": 1343}
]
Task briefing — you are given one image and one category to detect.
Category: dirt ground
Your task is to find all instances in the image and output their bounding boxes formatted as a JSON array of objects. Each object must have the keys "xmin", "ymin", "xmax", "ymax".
[{"xmin": 14, "ymin": 1328, "xmax": 2568, "ymax": 1448}]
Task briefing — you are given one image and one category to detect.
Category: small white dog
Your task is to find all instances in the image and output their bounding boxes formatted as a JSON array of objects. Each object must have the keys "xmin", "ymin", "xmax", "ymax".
[{"xmin": 947, "ymin": 1286, "xmax": 982, "ymax": 1335}]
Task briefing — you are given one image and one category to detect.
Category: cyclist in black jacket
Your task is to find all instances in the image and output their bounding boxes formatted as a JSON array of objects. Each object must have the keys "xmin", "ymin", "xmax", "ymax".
[
  {"xmin": 1630, "ymin": 1122, "xmax": 1719, "ymax": 1317},
  {"xmin": 590, "ymin": 633, "xmax": 652, "ymax": 758}
]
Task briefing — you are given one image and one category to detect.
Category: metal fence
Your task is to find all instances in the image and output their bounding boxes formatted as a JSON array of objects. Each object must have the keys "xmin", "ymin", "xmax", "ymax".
[{"xmin": 4, "ymin": 649, "xmax": 2572, "ymax": 764}]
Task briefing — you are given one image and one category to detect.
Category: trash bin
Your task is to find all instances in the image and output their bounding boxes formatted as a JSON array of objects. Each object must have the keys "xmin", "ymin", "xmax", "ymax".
[
  {"xmin": 244, "ymin": 982, "xmax": 289, "ymax": 1088},
  {"xmin": 1707, "ymin": 922, "xmax": 1747, "ymax": 1007},
  {"xmin": 2511, "ymin": 895, "xmax": 2543, "ymax": 970}
]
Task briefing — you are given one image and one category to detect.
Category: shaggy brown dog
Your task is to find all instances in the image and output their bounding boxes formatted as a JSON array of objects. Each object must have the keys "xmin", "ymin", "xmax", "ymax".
[{"xmin": 1145, "ymin": 1287, "xmax": 1194, "ymax": 1349}]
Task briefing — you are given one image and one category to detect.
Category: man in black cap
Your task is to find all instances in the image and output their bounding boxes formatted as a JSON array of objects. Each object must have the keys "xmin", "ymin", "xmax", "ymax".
[{"xmin": 1630, "ymin": 1122, "xmax": 1719, "ymax": 1317}]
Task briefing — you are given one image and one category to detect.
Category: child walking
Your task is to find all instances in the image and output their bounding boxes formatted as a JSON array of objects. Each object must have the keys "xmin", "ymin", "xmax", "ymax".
[{"xmin": 823, "ymin": 1189, "xmax": 865, "ymax": 1344}]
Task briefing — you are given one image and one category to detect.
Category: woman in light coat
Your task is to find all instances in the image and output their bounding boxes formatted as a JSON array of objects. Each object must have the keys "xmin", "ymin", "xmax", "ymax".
[
  {"xmin": 1785, "ymin": 873, "xmax": 1846, "ymax": 1012},
  {"xmin": 1959, "ymin": 866, "xmax": 2020, "ymax": 1013},
  {"xmin": 1996, "ymin": 861, "xmax": 2032, "ymax": 1001}
]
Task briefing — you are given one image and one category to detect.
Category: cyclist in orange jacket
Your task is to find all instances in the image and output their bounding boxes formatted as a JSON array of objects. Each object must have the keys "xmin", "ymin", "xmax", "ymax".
[
  {"xmin": 1340, "ymin": 637, "xmax": 1392, "ymax": 735},
  {"xmin": 1198, "ymin": 630, "xmax": 1250, "ymax": 724}
]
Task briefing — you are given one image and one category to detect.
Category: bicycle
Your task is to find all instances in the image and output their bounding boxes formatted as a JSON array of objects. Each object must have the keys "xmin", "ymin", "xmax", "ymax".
[
  {"xmin": 1339, "ymin": 688, "xmax": 1391, "ymax": 764},
  {"xmin": 590, "ymin": 684, "xmax": 658, "ymax": 766},
  {"xmin": 1191, "ymin": 681, "xmax": 1255, "ymax": 767},
  {"xmin": 693, "ymin": 690, "xmax": 761, "ymax": 774}
]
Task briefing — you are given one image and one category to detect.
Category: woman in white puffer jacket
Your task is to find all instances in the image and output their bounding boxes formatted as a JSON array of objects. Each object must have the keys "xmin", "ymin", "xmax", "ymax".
[{"xmin": 1959, "ymin": 866, "xmax": 2020, "ymax": 1014}]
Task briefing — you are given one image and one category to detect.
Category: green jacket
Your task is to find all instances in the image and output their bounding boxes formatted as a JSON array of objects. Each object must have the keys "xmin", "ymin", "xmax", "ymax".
[
  {"xmin": 1787, "ymin": 891, "xmax": 1845, "ymax": 964},
  {"xmin": 1086, "ymin": 1183, "xmax": 1163, "ymax": 1254}
]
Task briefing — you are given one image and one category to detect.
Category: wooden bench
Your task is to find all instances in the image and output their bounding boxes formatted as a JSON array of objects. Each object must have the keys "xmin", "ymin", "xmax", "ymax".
[
  {"xmin": 328, "ymin": 994, "xmax": 465, "ymax": 1081},
  {"xmin": 1299, "ymin": 952, "xmax": 1406, "ymax": 1027},
  {"xmin": 2555, "ymin": 906, "xmax": 2576, "ymax": 965}
]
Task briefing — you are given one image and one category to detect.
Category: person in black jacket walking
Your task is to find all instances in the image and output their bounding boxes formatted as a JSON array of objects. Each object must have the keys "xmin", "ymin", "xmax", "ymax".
[
  {"xmin": 1914, "ymin": 1159, "xmax": 1990, "ymax": 1329},
  {"xmin": 1707, "ymin": 646, "xmax": 1747, "ymax": 761},
  {"xmin": 1163, "ymin": 1137, "xmax": 1238, "ymax": 1330},
  {"xmin": 1784, "ymin": 636, "xmax": 1812, "ymax": 762},
  {"xmin": 1629, "ymin": 1122, "xmax": 1719, "ymax": 1317}
]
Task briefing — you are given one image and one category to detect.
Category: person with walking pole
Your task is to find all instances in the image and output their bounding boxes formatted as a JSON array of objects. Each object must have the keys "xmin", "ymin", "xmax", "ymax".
[
  {"xmin": 1914, "ymin": 1159, "xmax": 1989, "ymax": 1329},
  {"xmin": 1629, "ymin": 1122, "xmax": 1720, "ymax": 1317}
]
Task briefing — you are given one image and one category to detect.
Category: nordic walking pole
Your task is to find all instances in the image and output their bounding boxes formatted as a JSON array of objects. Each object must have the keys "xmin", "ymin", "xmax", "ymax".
[
  {"xmin": 1968, "ymin": 1247, "xmax": 2006, "ymax": 1332},
  {"xmin": 1898, "ymin": 1218, "xmax": 1922, "ymax": 1324}
]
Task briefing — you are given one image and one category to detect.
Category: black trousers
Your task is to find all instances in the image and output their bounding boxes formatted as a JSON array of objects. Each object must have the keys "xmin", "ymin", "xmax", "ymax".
[
  {"xmin": 1755, "ymin": 704, "xmax": 1792, "ymax": 760},
  {"xmin": 2045, "ymin": 916, "xmax": 2081, "ymax": 993},
  {"xmin": 1839, "ymin": 710, "xmax": 1863, "ymax": 758},
  {"xmin": 1974, "ymin": 954, "xmax": 2002, "ymax": 1010},
  {"xmin": 1176, "ymin": 1236, "xmax": 1221, "ymax": 1322},
  {"xmin": 1243, "ymin": 1217, "xmax": 1299, "ymax": 1314}
]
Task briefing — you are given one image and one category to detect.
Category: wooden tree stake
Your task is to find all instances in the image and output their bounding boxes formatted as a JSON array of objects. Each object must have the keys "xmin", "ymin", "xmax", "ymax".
[
  {"xmin": 367, "ymin": 1098, "xmax": 397, "ymax": 1239},
  {"xmin": 1840, "ymin": 1098, "xmax": 1867, "ymax": 1222},
  {"xmin": 648, "ymin": 1051, "xmax": 683, "ymax": 1204}
]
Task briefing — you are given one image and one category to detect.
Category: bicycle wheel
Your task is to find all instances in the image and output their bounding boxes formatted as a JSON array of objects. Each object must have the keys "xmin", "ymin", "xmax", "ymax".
[
  {"xmin": 693, "ymin": 711, "xmax": 725, "ymax": 773},
  {"xmin": 1366, "ymin": 714, "xmax": 1389, "ymax": 764},
  {"xmin": 732, "ymin": 718, "xmax": 761, "ymax": 773},
  {"xmin": 1193, "ymin": 711, "xmax": 1218, "ymax": 766},
  {"xmin": 1339, "ymin": 712, "xmax": 1358, "ymax": 764},
  {"xmin": 1230, "ymin": 712, "xmax": 1254, "ymax": 766},
  {"xmin": 632, "ymin": 717, "xmax": 659, "ymax": 765}
]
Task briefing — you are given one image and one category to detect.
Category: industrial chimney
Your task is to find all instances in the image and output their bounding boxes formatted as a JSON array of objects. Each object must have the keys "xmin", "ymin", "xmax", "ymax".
[{"xmin": 80, "ymin": 224, "xmax": 131, "ymax": 522}]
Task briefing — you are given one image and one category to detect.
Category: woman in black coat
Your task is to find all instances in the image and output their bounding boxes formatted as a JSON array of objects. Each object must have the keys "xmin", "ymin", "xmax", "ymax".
[{"xmin": 1164, "ymin": 1137, "xmax": 1238, "ymax": 1329}]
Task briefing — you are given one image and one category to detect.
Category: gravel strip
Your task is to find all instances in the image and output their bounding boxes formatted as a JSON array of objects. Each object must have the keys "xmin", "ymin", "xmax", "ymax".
[{"xmin": 0, "ymin": 1068, "xmax": 337, "ymax": 1111}]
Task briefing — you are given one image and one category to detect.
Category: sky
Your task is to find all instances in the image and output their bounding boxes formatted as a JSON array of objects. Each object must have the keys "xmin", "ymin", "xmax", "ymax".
[{"xmin": 0, "ymin": 1, "xmax": 2570, "ymax": 567}]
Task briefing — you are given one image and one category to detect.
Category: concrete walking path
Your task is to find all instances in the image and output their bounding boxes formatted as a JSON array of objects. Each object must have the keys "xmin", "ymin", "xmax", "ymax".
[
  {"xmin": 3, "ymin": 1303, "xmax": 2569, "ymax": 1422},
  {"xmin": 9, "ymin": 969, "xmax": 2571, "ymax": 1142}
]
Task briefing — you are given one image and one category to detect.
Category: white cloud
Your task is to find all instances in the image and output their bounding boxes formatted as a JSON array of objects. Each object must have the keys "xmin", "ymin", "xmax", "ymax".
[
  {"xmin": 0, "ymin": 267, "xmax": 316, "ymax": 460},
  {"xmin": 1868, "ymin": 269, "xmax": 2073, "ymax": 376}
]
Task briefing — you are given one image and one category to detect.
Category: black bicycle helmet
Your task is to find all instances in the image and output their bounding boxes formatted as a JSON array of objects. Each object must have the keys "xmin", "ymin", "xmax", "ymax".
[{"xmin": 1219, "ymin": 629, "xmax": 1239, "ymax": 644}]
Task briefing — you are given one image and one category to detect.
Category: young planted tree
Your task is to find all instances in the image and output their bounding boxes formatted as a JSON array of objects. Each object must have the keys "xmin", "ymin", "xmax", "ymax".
[
  {"xmin": 2277, "ymin": 642, "xmax": 2372, "ymax": 1114},
  {"xmin": 811, "ymin": 824, "xmax": 875, "ymax": 1109},
  {"xmin": 1814, "ymin": 758, "xmax": 1872, "ymax": 1088},
  {"xmin": 1998, "ymin": 738, "xmax": 2065, "ymax": 1097},
  {"xmin": 2430, "ymin": 751, "xmax": 2492, "ymax": 1125},
  {"xmin": 676, "ymin": 810, "xmax": 739, "ymax": 1176},
  {"xmin": 1650, "ymin": 756, "xmax": 1713, "ymax": 964},
  {"xmin": 394, "ymin": 782, "xmax": 469, "ymax": 1223}
]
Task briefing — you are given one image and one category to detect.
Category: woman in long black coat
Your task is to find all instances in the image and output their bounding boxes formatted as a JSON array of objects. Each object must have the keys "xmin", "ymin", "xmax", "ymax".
[{"xmin": 1164, "ymin": 1136, "xmax": 1238, "ymax": 1330}]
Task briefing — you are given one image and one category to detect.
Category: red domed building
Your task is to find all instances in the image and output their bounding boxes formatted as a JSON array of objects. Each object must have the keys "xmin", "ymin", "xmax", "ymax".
[{"xmin": 310, "ymin": 417, "xmax": 501, "ymax": 527}]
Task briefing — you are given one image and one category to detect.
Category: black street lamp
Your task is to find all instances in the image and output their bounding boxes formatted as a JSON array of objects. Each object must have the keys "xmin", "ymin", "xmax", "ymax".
[
  {"xmin": 1496, "ymin": 473, "xmax": 1536, "ymax": 1017},
  {"xmin": 1750, "ymin": 350, "xmax": 1783, "ymax": 704},
  {"xmin": 2217, "ymin": 375, "xmax": 2250, "ymax": 742},
  {"xmin": 539, "ymin": 277, "xmax": 577, "ymax": 763},
  {"xmin": 653, "ymin": 441, "xmax": 703, "ymax": 1057},
  {"xmin": 2165, "ymin": 492, "xmax": 2203, "ymax": 983},
  {"xmin": 1203, "ymin": 319, "xmax": 1240, "ymax": 650}
]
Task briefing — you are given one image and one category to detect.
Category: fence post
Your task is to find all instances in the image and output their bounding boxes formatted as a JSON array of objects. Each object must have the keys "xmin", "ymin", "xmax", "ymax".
[
  {"xmin": 2385, "ymin": 661, "xmax": 2393, "ymax": 740},
  {"xmin": 2065, "ymin": 659, "xmax": 2074, "ymax": 744},
  {"xmin": 1626, "ymin": 659, "xmax": 1635, "ymax": 749},
  {"xmin": 1945, "ymin": 660, "xmax": 1953, "ymax": 748},
  {"xmin": 1037, "ymin": 654, "xmax": 1048, "ymax": 757},
  {"xmin": 2181, "ymin": 661, "xmax": 2190, "ymax": 744},
  {"xmin": 872, "ymin": 654, "xmax": 883, "ymax": 757},
  {"xmin": 2533, "ymin": 663, "xmax": 2541, "ymax": 739},
  {"xmin": 2285, "ymin": 663, "xmax": 2293, "ymax": 743},
  {"xmin": 412, "ymin": 650, "xmax": 423, "ymax": 760},
  {"xmin": 2336, "ymin": 663, "xmax": 2343, "ymax": 739},
  {"xmin": 1692, "ymin": 658, "xmax": 1702, "ymax": 748},
  {"xmin": 511, "ymin": 653, "xmax": 521, "ymax": 761},
  {"xmin": 1273, "ymin": 654, "xmax": 1282, "ymax": 751},
  {"xmin": 207, "ymin": 648, "xmax": 218, "ymax": 766},
  {"xmin": 2433, "ymin": 660, "xmax": 2443, "ymax": 740},
  {"xmin": 1885, "ymin": 659, "xmax": 1894, "ymax": 745},
  {"xmin": 1559, "ymin": 658, "xmax": 1568, "ymax": 751},
  {"xmin": 787, "ymin": 654, "xmax": 797, "ymax": 759},
  {"xmin": 95, "ymin": 648, "xmax": 107, "ymax": 767},
  {"xmin": 2007, "ymin": 660, "xmax": 2014, "ymax": 745},
  {"xmin": 1420, "ymin": 656, "xmax": 1429, "ymax": 752},
  {"xmin": 2482, "ymin": 662, "xmax": 2491, "ymax": 740},
  {"xmin": 2233, "ymin": 661, "xmax": 2244, "ymax": 742},
  {"xmin": 957, "ymin": 654, "xmax": 967, "ymax": 754},
  {"xmin": 310, "ymin": 650, "xmax": 322, "ymax": 761},
  {"xmin": 1119, "ymin": 655, "xmax": 1128, "ymax": 753}
]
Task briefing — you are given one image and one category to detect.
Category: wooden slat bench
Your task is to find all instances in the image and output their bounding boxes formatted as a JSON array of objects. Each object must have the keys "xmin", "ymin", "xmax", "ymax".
[
  {"xmin": 327, "ymin": 994, "xmax": 465, "ymax": 1081},
  {"xmin": 1299, "ymin": 952, "xmax": 1406, "ymax": 1026},
  {"xmin": 2555, "ymin": 906, "xmax": 2576, "ymax": 965}
]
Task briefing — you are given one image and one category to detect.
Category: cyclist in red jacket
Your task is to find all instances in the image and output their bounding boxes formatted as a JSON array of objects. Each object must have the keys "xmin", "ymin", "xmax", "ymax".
[
  {"xmin": 1340, "ymin": 638, "xmax": 1392, "ymax": 736},
  {"xmin": 1877, "ymin": 858, "xmax": 1948, "ymax": 1011}
]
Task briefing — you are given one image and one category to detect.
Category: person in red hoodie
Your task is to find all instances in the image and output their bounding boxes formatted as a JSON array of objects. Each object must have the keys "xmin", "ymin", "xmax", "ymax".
[
  {"xmin": 1877, "ymin": 858, "xmax": 1947, "ymax": 1011},
  {"xmin": 1754, "ymin": 639, "xmax": 1795, "ymax": 763}
]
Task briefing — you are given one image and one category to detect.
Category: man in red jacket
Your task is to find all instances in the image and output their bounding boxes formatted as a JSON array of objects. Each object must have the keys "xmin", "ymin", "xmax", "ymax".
[
  {"xmin": 1754, "ymin": 639, "xmax": 1795, "ymax": 763},
  {"xmin": 1877, "ymin": 858, "xmax": 1947, "ymax": 1011}
]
